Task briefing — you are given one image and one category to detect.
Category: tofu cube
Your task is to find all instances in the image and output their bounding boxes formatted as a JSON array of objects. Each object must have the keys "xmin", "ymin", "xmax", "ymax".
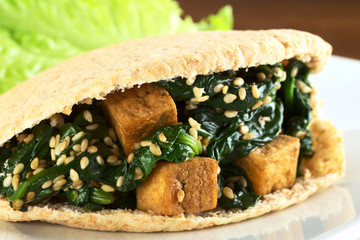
[
  {"xmin": 233, "ymin": 134, "xmax": 300, "ymax": 195},
  {"xmin": 103, "ymin": 84, "xmax": 177, "ymax": 155},
  {"xmin": 137, "ymin": 157, "xmax": 218, "ymax": 215}
]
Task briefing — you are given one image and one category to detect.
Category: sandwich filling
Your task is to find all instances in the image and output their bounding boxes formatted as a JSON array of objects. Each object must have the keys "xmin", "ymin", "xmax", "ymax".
[{"xmin": 0, "ymin": 59, "xmax": 314, "ymax": 214}]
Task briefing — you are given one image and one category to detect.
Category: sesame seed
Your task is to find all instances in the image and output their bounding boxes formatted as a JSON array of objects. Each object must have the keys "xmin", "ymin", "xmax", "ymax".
[
  {"xmin": 53, "ymin": 175, "xmax": 65, "ymax": 184},
  {"xmin": 213, "ymin": 84, "xmax": 224, "ymax": 93},
  {"xmin": 83, "ymin": 110, "xmax": 93, "ymax": 123},
  {"xmin": 107, "ymin": 155, "xmax": 118, "ymax": 163},
  {"xmin": 177, "ymin": 189, "xmax": 185, "ymax": 202},
  {"xmin": 201, "ymin": 137, "xmax": 211, "ymax": 147},
  {"xmin": 13, "ymin": 163, "xmax": 25, "ymax": 175},
  {"xmin": 280, "ymin": 71, "xmax": 287, "ymax": 82},
  {"xmin": 251, "ymin": 84, "xmax": 260, "ymax": 98},
  {"xmin": 189, "ymin": 127, "xmax": 198, "ymax": 140},
  {"xmin": 64, "ymin": 156, "xmax": 75, "ymax": 165},
  {"xmin": 50, "ymin": 114, "xmax": 65, "ymax": 129},
  {"xmin": 80, "ymin": 139, "xmax": 89, "ymax": 152},
  {"xmin": 239, "ymin": 176, "xmax": 247, "ymax": 188},
  {"xmin": 59, "ymin": 140, "xmax": 68, "ymax": 152},
  {"xmin": 89, "ymin": 139, "xmax": 98, "ymax": 145},
  {"xmin": 295, "ymin": 80, "xmax": 312, "ymax": 94},
  {"xmin": 80, "ymin": 157, "xmax": 89, "ymax": 170},
  {"xmin": 23, "ymin": 134, "xmax": 34, "ymax": 144},
  {"xmin": 239, "ymin": 125, "xmax": 249, "ymax": 134},
  {"xmin": 223, "ymin": 93, "xmax": 237, "ymax": 103},
  {"xmin": 256, "ymin": 72, "xmax": 266, "ymax": 82},
  {"xmin": 291, "ymin": 67, "xmax": 299, "ymax": 77},
  {"xmin": 224, "ymin": 110, "xmax": 238, "ymax": 118},
  {"xmin": 217, "ymin": 166, "xmax": 221, "ymax": 175},
  {"xmin": 55, "ymin": 134, "xmax": 60, "ymax": 147},
  {"xmin": 86, "ymin": 124, "xmax": 99, "ymax": 131},
  {"xmin": 238, "ymin": 87, "xmax": 246, "ymax": 100},
  {"xmin": 3, "ymin": 175, "xmax": 12, "ymax": 187},
  {"xmin": 56, "ymin": 154, "xmax": 66, "ymax": 166},
  {"xmin": 109, "ymin": 160, "xmax": 122, "ymax": 166},
  {"xmin": 73, "ymin": 180, "xmax": 83, "ymax": 190},
  {"xmin": 258, "ymin": 116, "xmax": 271, "ymax": 128},
  {"xmin": 17, "ymin": 133, "xmax": 28, "ymax": 143},
  {"xmin": 109, "ymin": 128, "xmax": 117, "ymax": 141},
  {"xmin": 26, "ymin": 172, "xmax": 33, "ymax": 179},
  {"xmin": 54, "ymin": 144, "xmax": 62, "ymax": 156},
  {"xmin": 127, "ymin": 152, "xmax": 135, "ymax": 164},
  {"xmin": 101, "ymin": 184, "xmax": 115, "ymax": 192},
  {"xmin": 13, "ymin": 199, "xmax": 24, "ymax": 210},
  {"xmin": 242, "ymin": 132, "xmax": 254, "ymax": 140},
  {"xmin": 186, "ymin": 77, "xmax": 196, "ymax": 85},
  {"xmin": 96, "ymin": 156, "xmax": 105, "ymax": 165},
  {"xmin": 116, "ymin": 176, "xmax": 125, "ymax": 188},
  {"xmin": 104, "ymin": 136, "xmax": 113, "ymax": 147},
  {"xmin": 72, "ymin": 144, "xmax": 81, "ymax": 152},
  {"xmin": 49, "ymin": 136, "xmax": 56, "ymax": 148},
  {"xmin": 26, "ymin": 192, "xmax": 35, "ymax": 202},
  {"xmin": 190, "ymin": 95, "xmax": 209, "ymax": 103},
  {"xmin": 223, "ymin": 187, "xmax": 234, "ymax": 199},
  {"xmin": 42, "ymin": 180, "xmax": 53, "ymax": 189},
  {"xmin": 140, "ymin": 141, "xmax": 152, "ymax": 147},
  {"xmin": 87, "ymin": 145, "xmax": 98, "ymax": 153},
  {"xmin": 70, "ymin": 169, "xmax": 79, "ymax": 182},
  {"xmin": 251, "ymin": 101, "xmax": 263, "ymax": 110},
  {"xmin": 188, "ymin": 117, "xmax": 201, "ymax": 130},
  {"xmin": 12, "ymin": 174, "xmax": 20, "ymax": 191},
  {"xmin": 72, "ymin": 131, "xmax": 84, "ymax": 142},
  {"xmin": 134, "ymin": 167, "xmax": 144, "ymax": 180},
  {"xmin": 33, "ymin": 168, "xmax": 44, "ymax": 175},
  {"xmin": 158, "ymin": 132, "xmax": 167, "ymax": 143},
  {"xmin": 185, "ymin": 104, "xmax": 198, "ymax": 110},
  {"xmin": 233, "ymin": 77, "xmax": 244, "ymax": 86},
  {"xmin": 30, "ymin": 158, "xmax": 39, "ymax": 170},
  {"xmin": 52, "ymin": 179, "xmax": 67, "ymax": 191},
  {"xmin": 192, "ymin": 86, "xmax": 204, "ymax": 98},
  {"xmin": 273, "ymin": 67, "xmax": 283, "ymax": 77},
  {"xmin": 262, "ymin": 96, "xmax": 272, "ymax": 105},
  {"xmin": 149, "ymin": 143, "xmax": 162, "ymax": 156},
  {"xmin": 222, "ymin": 85, "xmax": 229, "ymax": 94},
  {"xmin": 295, "ymin": 130, "xmax": 307, "ymax": 139}
]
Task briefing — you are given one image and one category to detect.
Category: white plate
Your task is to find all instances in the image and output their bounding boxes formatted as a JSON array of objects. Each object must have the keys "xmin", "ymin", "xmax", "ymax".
[{"xmin": 1, "ymin": 56, "xmax": 359, "ymax": 240}]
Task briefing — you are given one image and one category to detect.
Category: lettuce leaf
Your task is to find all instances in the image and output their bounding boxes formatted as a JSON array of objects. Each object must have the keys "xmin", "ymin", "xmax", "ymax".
[{"xmin": 0, "ymin": 0, "xmax": 233, "ymax": 94}]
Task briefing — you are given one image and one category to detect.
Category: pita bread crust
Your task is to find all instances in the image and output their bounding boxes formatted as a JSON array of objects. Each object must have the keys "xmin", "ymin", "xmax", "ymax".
[
  {"xmin": 0, "ymin": 29, "xmax": 332, "ymax": 146},
  {"xmin": 0, "ymin": 119, "xmax": 344, "ymax": 232}
]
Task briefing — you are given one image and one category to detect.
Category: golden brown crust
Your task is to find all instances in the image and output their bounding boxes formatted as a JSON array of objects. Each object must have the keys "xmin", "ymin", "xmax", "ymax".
[
  {"xmin": 0, "ymin": 119, "xmax": 344, "ymax": 232},
  {"xmin": 0, "ymin": 29, "xmax": 332, "ymax": 146}
]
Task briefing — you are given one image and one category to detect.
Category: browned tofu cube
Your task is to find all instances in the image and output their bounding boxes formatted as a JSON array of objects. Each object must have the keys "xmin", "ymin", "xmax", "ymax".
[
  {"xmin": 137, "ymin": 157, "xmax": 218, "ymax": 215},
  {"xmin": 233, "ymin": 134, "xmax": 300, "ymax": 195},
  {"xmin": 103, "ymin": 84, "xmax": 177, "ymax": 155}
]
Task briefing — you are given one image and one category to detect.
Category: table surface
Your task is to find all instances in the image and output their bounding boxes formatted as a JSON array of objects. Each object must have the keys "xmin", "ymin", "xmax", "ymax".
[{"xmin": 179, "ymin": 0, "xmax": 360, "ymax": 60}]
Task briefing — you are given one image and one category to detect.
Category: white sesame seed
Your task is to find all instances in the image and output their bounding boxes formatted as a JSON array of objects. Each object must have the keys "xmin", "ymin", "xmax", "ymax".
[
  {"xmin": 177, "ymin": 189, "xmax": 185, "ymax": 202},
  {"xmin": 192, "ymin": 86, "xmax": 204, "ymax": 98},
  {"xmin": 109, "ymin": 160, "xmax": 122, "ymax": 166},
  {"xmin": 33, "ymin": 168, "xmax": 44, "ymax": 175},
  {"xmin": 134, "ymin": 167, "xmax": 144, "ymax": 180},
  {"xmin": 26, "ymin": 192, "xmax": 35, "ymax": 202},
  {"xmin": 116, "ymin": 176, "xmax": 125, "ymax": 188},
  {"xmin": 186, "ymin": 77, "xmax": 196, "ymax": 85},
  {"xmin": 262, "ymin": 96, "xmax": 272, "ymax": 105},
  {"xmin": 189, "ymin": 127, "xmax": 198, "ymax": 140},
  {"xmin": 70, "ymin": 169, "xmax": 80, "ymax": 182},
  {"xmin": 201, "ymin": 137, "xmax": 211, "ymax": 147},
  {"xmin": 217, "ymin": 166, "xmax": 221, "ymax": 175},
  {"xmin": 291, "ymin": 67, "xmax": 299, "ymax": 77},
  {"xmin": 127, "ymin": 152, "xmax": 135, "ymax": 164},
  {"xmin": 3, "ymin": 175, "xmax": 12, "ymax": 187},
  {"xmin": 213, "ymin": 84, "xmax": 224, "ymax": 93},
  {"xmin": 72, "ymin": 144, "xmax": 81, "ymax": 152},
  {"xmin": 149, "ymin": 143, "xmax": 162, "ymax": 156},
  {"xmin": 49, "ymin": 136, "xmax": 56, "ymax": 148},
  {"xmin": 73, "ymin": 180, "xmax": 83, "ymax": 190},
  {"xmin": 140, "ymin": 141, "xmax": 152, "ymax": 147},
  {"xmin": 55, "ymin": 134, "xmax": 60, "ymax": 147},
  {"xmin": 104, "ymin": 136, "xmax": 113, "ymax": 147},
  {"xmin": 30, "ymin": 158, "xmax": 39, "ymax": 170},
  {"xmin": 222, "ymin": 85, "xmax": 229, "ymax": 94},
  {"xmin": 223, "ymin": 93, "xmax": 237, "ymax": 103},
  {"xmin": 42, "ymin": 180, "xmax": 53, "ymax": 189},
  {"xmin": 239, "ymin": 125, "xmax": 249, "ymax": 135},
  {"xmin": 233, "ymin": 77, "xmax": 244, "ymax": 86},
  {"xmin": 26, "ymin": 172, "xmax": 33, "ymax": 179},
  {"xmin": 251, "ymin": 84, "xmax": 260, "ymax": 98},
  {"xmin": 238, "ymin": 87, "xmax": 246, "ymax": 100},
  {"xmin": 13, "ymin": 199, "xmax": 24, "ymax": 210},
  {"xmin": 83, "ymin": 110, "xmax": 93, "ymax": 123},
  {"xmin": 86, "ymin": 124, "xmax": 99, "ymax": 131},
  {"xmin": 223, "ymin": 187, "xmax": 234, "ymax": 199},
  {"xmin": 242, "ymin": 132, "xmax": 254, "ymax": 140},
  {"xmin": 256, "ymin": 72, "xmax": 266, "ymax": 82},
  {"xmin": 96, "ymin": 156, "xmax": 105, "ymax": 165},
  {"xmin": 52, "ymin": 179, "xmax": 67, "ymax": 191},
  {"xmin": 80, "ymin": 139, "xmax": 89, "ymax": 152},
  {"xmin": 188, "ymin": 117, "xmax": 201, "ymax": 130},
  {"xmin": 72, "ymin": 131, "xmax": 84, "ymax": 142},
  {"xmin": 13, "ymin": 163, "xmax": 24, "ymax": 175},
  {"xmin": 258, "ymin": 116, "xmax": 271, "ymax": 128},
  {"xmin": 251, "ymin": 101, "xmax": 263, "ymax": 110},
  {"xmin": 109, "ymin": 128, "xmax": 117, "ymax": 141},
  {"xmin": 224, "ymin": 110, "xmax": 238, "ymax": 118},
  {"xmin": 80, "ymin": 157, "xmax": 89, "ymax": 170},
  {"xmin": 23, "ymin": 134, "xmax": 34, "ymax": 144},
  {"xmin": 190, "ymin": 95, "xmax": 209, "ymax": 103},
  {"xmin": 101, "ymin": 184, "xmax": 115, "ymax": 192},
  {"xmin": 158, "ymin": 132, "xmax": 167, "ymax": 143},
  {"xmin": 53, "ymin": 175, "xmax": 65, "ymax": 184},
  {"xmin": 59, "ymin": 140, "xmax": 68, "ymax": 152},
  {"xmin": 273, "ymin": 67, "xmax": 283, "ymax": 78},
  {"xmin": 87, "ymin": 145, "xmax": 98, "ymax": 153},
  {"xmin": 12, "ymin": 174, "xmax": 20, "ymax": 191},
  {"xmin": 17, "ymin": 133, "xmax": 27, "ymax": 143},
  {"xmin": 107, "ymin": 155, "xmax": 118, "ymax": 163},
  {"xmin": 295, "ymin": 80, "xmax": 312, "ymax": 94},
  {"xmin": 280, "ymin": 71, "xmax": 287, "ymax": 82},
  {"xmin": 64, "ymin": 156, "xmax": 75, "ymax": 165},
  {"xmin": 56, "ymin": 154, "xmax": 66, "ymax": 166},
  {"xmin": 239, "ymin": 176, "xmax": 247, "ymax": 188}
]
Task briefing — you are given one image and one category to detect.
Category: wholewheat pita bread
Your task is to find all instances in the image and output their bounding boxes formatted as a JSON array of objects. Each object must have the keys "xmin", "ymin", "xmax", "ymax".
[{"xmin": 0, "ymin": 29, "xmax": 342, "ymax": 232}]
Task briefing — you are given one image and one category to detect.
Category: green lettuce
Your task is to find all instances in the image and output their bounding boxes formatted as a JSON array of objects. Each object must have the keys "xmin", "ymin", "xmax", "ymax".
[{"xmin": 0, "ymin": 0, "xmax": 233, "ymax": 94}]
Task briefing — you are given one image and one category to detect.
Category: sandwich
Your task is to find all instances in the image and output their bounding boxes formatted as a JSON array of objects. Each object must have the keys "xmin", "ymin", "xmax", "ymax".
[{"xmin": 0, "ymin": 29, "xmax": 344, "ymax": 232}]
